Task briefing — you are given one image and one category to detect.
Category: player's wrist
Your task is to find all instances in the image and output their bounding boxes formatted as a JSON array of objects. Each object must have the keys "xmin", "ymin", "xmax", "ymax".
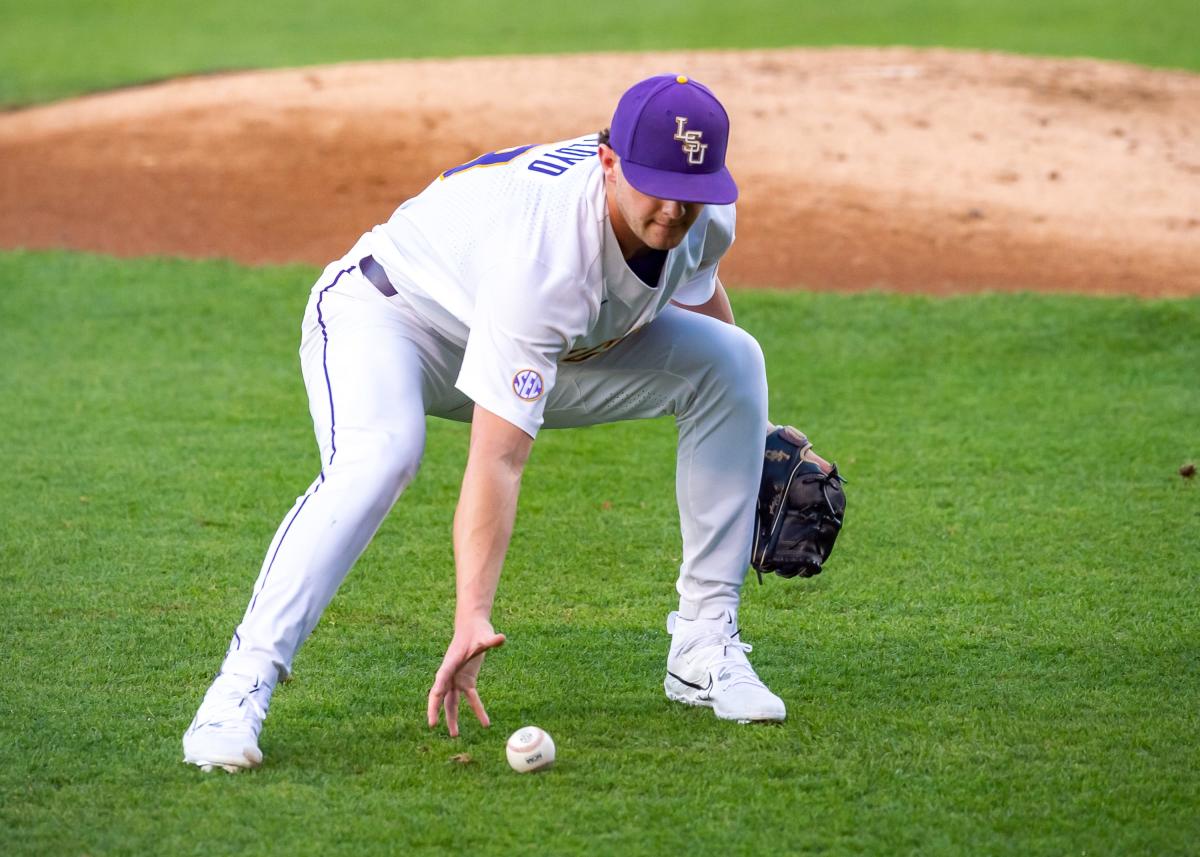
[{"xmin": 453, "ymin": 606, "xmax": 493, "ymax": 632}]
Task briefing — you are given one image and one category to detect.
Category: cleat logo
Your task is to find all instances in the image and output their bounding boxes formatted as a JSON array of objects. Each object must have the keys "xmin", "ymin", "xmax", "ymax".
[
  {"xmin": 673, "ymin": 117, "xmax": 708, "ymax": 165},
  {"xmin": 669, "ymin": 670, "xmax": 713, "ymax": 696}
]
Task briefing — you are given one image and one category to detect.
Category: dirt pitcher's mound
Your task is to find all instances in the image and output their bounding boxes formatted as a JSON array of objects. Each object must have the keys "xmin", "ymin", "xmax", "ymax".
[{"xmin": 1, "ymin": 48, "xmax": 1198, "ymax": 295}]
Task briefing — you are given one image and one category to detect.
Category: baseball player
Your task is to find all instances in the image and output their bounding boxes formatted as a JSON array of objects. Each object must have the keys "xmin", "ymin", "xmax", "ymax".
[{"xmin": 184, "ymin": 74, "xmax": 812, "ymax": 773}]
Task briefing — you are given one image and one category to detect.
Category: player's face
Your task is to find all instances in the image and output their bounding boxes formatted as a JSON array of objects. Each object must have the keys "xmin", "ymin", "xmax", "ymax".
[{"xmin": 601, "ymin": 145, "xmax": 704, "ymax": 255}]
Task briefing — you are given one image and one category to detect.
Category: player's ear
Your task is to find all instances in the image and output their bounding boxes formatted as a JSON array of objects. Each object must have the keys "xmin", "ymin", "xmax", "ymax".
[{"xmin": 597, "ymin": 144, "xmax": 618, "ymax": 183}]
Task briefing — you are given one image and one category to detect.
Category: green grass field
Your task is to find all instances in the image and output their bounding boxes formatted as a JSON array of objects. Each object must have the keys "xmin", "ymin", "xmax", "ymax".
[
  {"xmin": 1, "ymin": 252, "xmax": 1197, "ymax": 855},
  {"xmin": 0, "ymin": 0, "xmax": 1197, "ymax": 106},
  {"xmin": 3, "ymin": 3, "xmax": 1199, "ymax": 854}
]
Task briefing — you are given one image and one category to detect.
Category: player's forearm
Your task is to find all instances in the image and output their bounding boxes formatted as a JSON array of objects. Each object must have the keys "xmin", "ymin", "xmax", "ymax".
[{"xmin": 451, "ymin": 407, "xmax": 534, "ymax": 626}]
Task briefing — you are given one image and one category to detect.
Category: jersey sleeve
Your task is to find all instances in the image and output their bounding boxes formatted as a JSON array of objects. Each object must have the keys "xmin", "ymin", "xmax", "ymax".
[
  {"xmin": 456, "ymin": 257, "xmax": 596, "ymax": 438},
  {"xmin": 671, "ymin": 204, "xmax": 737, "ymax": 306}
]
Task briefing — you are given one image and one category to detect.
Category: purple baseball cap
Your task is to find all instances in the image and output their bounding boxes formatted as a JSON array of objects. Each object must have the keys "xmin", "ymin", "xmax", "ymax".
[{"xmin": 608, "ymin": 74, "xmax": 737, "ymax": 205}]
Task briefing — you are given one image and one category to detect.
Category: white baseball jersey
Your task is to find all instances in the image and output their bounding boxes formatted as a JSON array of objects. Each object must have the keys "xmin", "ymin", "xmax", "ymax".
[{"xmin": 360, "ymin": 134, "xmax": 736, "ymax": 437}]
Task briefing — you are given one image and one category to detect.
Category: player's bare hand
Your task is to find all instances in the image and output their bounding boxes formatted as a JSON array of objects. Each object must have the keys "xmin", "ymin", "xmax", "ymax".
[
  {"xmin": 804, "ymin": 448, "xmax": 834, "ymax": 475},
  {"xmin": 771, "ymin": 423, "xmax": 834, "ymax": 474},
  {"xmin": 427, "ymin": 617, "xmax": 506, "ymax": 737}
]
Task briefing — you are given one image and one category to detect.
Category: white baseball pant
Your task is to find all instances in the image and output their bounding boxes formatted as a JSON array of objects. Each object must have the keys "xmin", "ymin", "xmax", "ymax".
[{"xmin": 219, "ymin": 252, "xmax": 768, "ymax": 684}]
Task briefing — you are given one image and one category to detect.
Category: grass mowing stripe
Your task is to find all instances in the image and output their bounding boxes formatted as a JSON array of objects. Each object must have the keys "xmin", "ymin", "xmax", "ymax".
[
  {"xmin": 1, "ymin": 249, "xmax": 1197, "ymax": 855},
  {"xmin": 0, "ymin": 0, "xmax": 1197, "ymax": 106}
]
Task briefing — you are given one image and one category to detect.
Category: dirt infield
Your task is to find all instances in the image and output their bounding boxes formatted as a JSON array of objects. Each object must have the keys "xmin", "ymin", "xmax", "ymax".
[{"xmin": 1, "ymin": 48, "xmax": 1197, "ymax": 296}]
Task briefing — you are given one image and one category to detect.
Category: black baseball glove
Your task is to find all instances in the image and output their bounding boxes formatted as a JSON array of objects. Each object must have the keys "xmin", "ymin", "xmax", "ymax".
[{"xmin": 751, "ymin": 426, "xmax": 846, "ymax": 581}]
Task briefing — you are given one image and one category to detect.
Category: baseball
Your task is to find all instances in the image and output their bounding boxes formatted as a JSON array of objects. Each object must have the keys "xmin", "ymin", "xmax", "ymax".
[{"xmin": 505, "ymin": 726, "xmax": 556, "ymax": 773}]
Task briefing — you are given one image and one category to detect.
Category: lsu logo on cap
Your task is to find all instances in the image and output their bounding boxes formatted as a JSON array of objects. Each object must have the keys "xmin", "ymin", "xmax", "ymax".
[
  {"xmin": 512, "ymin": 369, "xmax": 545, "ymax": 401},
  {"xmin": 673, "ymin": 117, "xmax": 707, "ymax": 165}
]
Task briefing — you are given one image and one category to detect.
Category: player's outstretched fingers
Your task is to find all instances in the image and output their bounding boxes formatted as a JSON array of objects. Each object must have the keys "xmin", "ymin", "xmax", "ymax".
[
  {"xmin": 427, "ymin": 664, "xmax": 454, "ymax": 729},
  {"xmin": 444, "ymin": 688, "xmax": 461, "ymax": 738},
  {"xmin": 427, "ymin": 683, "xmax": 445, "ymax": 729},
  {"xmin": 466, "ymin": 687, "xmax": 490, "ymax": 729},
  {"xmin": 427, "ymin": 626, "xmax": 505, "ymax": 733}
]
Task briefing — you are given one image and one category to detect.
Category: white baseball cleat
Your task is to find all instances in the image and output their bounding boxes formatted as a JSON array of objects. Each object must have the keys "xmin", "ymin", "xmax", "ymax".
[
  {"xmin": 182, "ymin": 672, "xmax": 273, "ymax": 773},
  {"xmin": 664, "ymin": 610, "xmax": 786, "ymax": 723}
]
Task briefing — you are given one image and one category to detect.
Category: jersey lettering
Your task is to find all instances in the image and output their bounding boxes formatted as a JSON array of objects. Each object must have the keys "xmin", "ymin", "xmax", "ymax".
[
  {"xmin": 442, "ymin": 139, "xmax": 598, "ymax": 180},
  {"xmin": 542, "ymin": 152, "xmax": 589, "ymax": 167},
  {"xmin": 527, "ymin": 160, "xmax": 568, "ymax": 176},
  {"xmin": 526, "ymin": 138, "xmax": 599, "ymax": 177}
]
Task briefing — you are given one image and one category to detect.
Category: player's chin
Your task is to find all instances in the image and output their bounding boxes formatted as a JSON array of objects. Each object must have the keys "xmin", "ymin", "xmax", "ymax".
[{"xmin": 643, "ymin": 224, "xmax": 689, "ymax": 250}]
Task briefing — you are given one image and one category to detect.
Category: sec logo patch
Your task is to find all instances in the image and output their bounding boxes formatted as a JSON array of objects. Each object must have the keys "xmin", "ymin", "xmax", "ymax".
[{"xmin": 512, "ymin": 369, "xmax": 545, "ymax": 401}]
